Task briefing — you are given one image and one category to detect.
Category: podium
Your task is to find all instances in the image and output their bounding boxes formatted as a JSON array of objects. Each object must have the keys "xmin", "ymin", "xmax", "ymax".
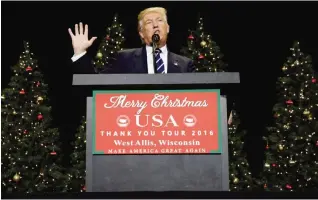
[{"xmin": 72, "ymin": 72, "xmax": 240, "ymax": 192}]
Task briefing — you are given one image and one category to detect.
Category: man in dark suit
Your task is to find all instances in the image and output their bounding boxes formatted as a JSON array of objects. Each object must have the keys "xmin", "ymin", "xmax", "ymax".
[{"xmin": 68, "ymin": 7, "xmax": 195, "ymax": 74}]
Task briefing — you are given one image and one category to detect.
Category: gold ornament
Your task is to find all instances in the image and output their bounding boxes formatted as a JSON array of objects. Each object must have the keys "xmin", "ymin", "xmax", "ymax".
[
  {"xmin": 282, "ymin": 66, "xmax": 287, "ymax": 71},
  {"xmin": 308, "ymin": 114, "xmax": 312, "ymax": 120},
  {"xmin": 200, "ymin": 41, "xmax": 207, "ymax": 47},
  {"xmin": 96, "ymin": 52, "xmax": 103, "ymax": 58},
  {"xmin": 37, "ymin": 96, "xmax": 44, "ymax": 104},
  {"xmin": 13, "ymin": 111, "xmax": 17, "ymax": 115},
  {"xmin": 13, "ymin": 173, "xmax": 20, "ymax": 182},
  {"xmin": 289, "ymin": 160, "xmax": 295, "ymax": 164},
  {"xmin": 265, "ymin": 163, "xmax": 270, "ymax": 168},
  {"xmin": 303, "ymin": 109, "xmax": 310, "ymax": 115},
  {"xmin": 233, "ymin": 178, "xmax": 239, "ymax": 184},
  {"xmin": 1, "ymin": 95, "xmax": 5, "ymax": 99},
  {"xmin": 278, "ymin": 144, "xmax": 284, "ymax": 151}
]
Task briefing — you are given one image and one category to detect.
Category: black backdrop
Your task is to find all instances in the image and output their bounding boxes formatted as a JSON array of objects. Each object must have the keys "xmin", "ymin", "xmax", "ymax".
[{"xmin": 2, "ymin": 1, "xmax": 318, "ymax": 176}]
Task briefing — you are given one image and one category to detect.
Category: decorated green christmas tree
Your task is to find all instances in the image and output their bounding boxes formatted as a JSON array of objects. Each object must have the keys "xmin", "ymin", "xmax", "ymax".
[
  {"xmin": 64, "ymin": 116, "xmax": 86, "ymax": 192},
  {"xmin": 1, "ymin": 41, "xmax": 65, "ymax": 193},
  {"xmin": 92, "ymin": 13, "xmax": 125, "ymax": 73},
  {"xmin": 180, "ymin": 15, "xmax": 227, "ymax": 72},
  {"xmin": 181, "ymin": 15, "xmax": 254, "ymax": 190},
  {"xmin": 228, "ymin": 106, "xmax": 254, "ymax": 191},
  {"xmin": 261, "ymin": 41, "xmax": 318, "ymax": 191}
]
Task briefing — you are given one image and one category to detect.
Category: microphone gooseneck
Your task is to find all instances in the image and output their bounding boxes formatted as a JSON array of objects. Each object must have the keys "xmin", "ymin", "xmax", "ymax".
[{"xmin": 152, "ymin": 33, "xmax": 160, "ymax": 73}]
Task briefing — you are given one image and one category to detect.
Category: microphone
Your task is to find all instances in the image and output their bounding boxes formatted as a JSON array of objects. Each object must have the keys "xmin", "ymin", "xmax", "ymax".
[{"xmin": 152, "ymin": 34, "xmax": 160, "ymax": 44}]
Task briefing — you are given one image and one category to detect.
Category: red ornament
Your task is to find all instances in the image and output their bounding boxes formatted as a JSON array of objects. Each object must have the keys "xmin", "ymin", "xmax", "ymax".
[
  {"xmin": 272, "ymin": 163, "xmax": 276, "ymax": 167},
  {"xmin": 106, "ymin": 35, "xmax": 110, "ymax": 40},
  {"xmin": 19, "ymin": 89, "xmax": 25, "ymax": 94},
  {"xmin": 26, "ymin": 66, "xmax": 32, "ymax": 71},
  {"xmin": 312, "ymin": 78, "xmax": 316, "ymax": 83},
  {"xmin": 264, "ymin": 184, "xmax": 267, "ymax": 188},
  {"xmin": 286, "ymin": 184, "xmax": 292, "ymax": 189},
  {"xmin": 50, "ymin": 151, "xmax": 57, "ymax": 155},
  {"xmin": 82, "ymin": 186, "xmax": 86, "ymax": 191},
  {"xmin": 266, "ymin": 145, "xmax": 269, "ymax": 150},
  {"xmin": 37, "ymin": 114, "xmax": 43, "ymax": 120},
  {"xmin": 286, "ymin": 100, "xmax": 293, "ymax": 105},
  {"xmin": 198, "ymin": 54, "xmax": 204, "ymax": 59},
  {"xmin": 316, "ymin": 141, "xmax": 318, "ymax": 146},
  {"xmin": 188, "ymin": 34, "xmax": 194, "ymax": 40},
  {"xmin": 36, "ymin": 81, "xmax": 40, "ymax": 87},
  {"xmin": 23, "ymin": 130, "xmax": 28, "ymax": 134}
]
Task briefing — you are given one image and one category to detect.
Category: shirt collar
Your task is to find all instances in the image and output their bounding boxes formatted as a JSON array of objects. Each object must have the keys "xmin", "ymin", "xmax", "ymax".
[{"xmin": 146, "ymin": 44, "xmax": 168, "ymax": 56}]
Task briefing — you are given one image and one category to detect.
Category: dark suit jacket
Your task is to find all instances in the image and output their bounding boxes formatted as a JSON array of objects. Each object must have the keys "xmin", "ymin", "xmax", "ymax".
[{"xmin": 72, "ymin": 45, "xmax": 195, "ymax": 74}]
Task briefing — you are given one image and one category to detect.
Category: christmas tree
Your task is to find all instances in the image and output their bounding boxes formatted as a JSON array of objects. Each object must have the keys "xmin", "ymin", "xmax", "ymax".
[
  {"xmin": 92, "ymin": 13, "xmax": 125, "ymax": 73},
  {"xmin": 1, "ymin": 41, "xmax": 65, "ymax": 193},
  {"xmin": 261, "ymin": 41, "xmax": 318, "ymax": 191},
  {"xmin": 180, "ymin": 15, "xmax": 254, "ymax": 190},
  {"xmin": 64, "ymin": 116, "xmax": 86, "ymax": 192},
  {"xmin": 180, "ymin": 15, "xmax": 227, "ymax": 72},
  {"xmin": 228, "ymin": 106, "xmax": 254, "ymax": 191}
]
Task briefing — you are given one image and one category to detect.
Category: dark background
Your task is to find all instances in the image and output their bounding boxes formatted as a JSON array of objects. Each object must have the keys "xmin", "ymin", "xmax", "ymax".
[{"xmin": 2, "ymin": 1, "xmax": 318, "ymax": 176}]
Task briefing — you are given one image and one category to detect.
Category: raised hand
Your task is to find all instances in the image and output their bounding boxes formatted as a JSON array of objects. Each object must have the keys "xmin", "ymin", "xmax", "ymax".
[{"xmin": 68, "ymin": 22, "xmax": 97, "ymax": 55}]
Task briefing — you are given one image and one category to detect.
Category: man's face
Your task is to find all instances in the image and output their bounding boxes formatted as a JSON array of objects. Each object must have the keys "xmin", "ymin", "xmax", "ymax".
[{"xmin": 139, "ymin": 12, "xmax": 169, "ymax": 47}]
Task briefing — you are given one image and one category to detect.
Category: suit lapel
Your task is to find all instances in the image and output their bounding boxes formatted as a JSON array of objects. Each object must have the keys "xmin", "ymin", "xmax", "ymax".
[
  {"xmin": 167, "ymin": 51, "xmax": 182, "ymax": 73},
  {"xmin": 133, "ymin": 46, "xmax": 148, "ymax": 73}
]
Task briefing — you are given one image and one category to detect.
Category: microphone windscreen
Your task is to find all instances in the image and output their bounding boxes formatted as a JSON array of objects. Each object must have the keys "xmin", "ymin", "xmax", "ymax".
[{"xmin": 152, "ymin": 34, "xmax": 160, "ymax": 43}]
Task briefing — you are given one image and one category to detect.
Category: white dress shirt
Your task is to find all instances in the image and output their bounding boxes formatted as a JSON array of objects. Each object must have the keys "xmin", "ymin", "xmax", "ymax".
[
  {"xmin": 71, "ymin": 45, "xmax": 168, "ymax": 74},
  {"xmin": 145, "ymin": 45, "xmax": 168, "ymax": 74}
]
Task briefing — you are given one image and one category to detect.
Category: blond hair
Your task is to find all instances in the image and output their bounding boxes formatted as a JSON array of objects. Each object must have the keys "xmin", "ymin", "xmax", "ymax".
[{"xmin": 137, "ymin": 7, "xmax": 168, "ymax": 31}]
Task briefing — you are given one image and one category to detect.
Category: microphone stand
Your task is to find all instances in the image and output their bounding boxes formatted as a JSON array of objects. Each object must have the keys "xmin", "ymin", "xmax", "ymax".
[
  {"xmin": 152, "ymin": 42, "xmax": 158, "ymax": 73},
  {"xmin": 151, "ymin": 34, "xmax": 160, "ymax": 74}
]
